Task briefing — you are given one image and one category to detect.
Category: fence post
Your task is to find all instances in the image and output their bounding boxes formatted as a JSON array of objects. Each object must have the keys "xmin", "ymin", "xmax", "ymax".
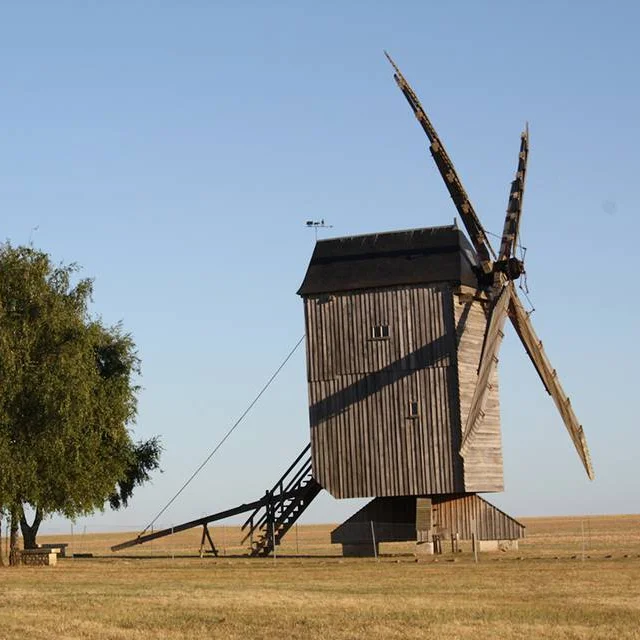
[
  {"xmin": 471, "ymin": 517, "xmax": 478, "ymax": 564},
  {"xmin": 272, "ymin": 520, "xmax": 277, "ymax": 563},
  {"xmin": 370, "ymin": 521, "xmax": 378, "ymax": 560}
]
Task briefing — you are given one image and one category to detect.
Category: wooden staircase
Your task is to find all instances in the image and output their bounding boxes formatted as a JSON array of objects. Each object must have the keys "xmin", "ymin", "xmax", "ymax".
[{"xmin": 241, "ymin": 443, "xmax": 321, "ymax": 556}]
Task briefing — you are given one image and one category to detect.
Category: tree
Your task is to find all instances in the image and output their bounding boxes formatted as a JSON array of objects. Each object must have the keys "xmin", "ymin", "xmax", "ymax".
[{"xmin": 0, "ymin": 244, "xmax": 161, "ymax": 560}]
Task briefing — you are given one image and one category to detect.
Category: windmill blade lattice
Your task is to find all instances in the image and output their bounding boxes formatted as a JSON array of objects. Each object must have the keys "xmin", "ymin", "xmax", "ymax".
[
  {"xmin": 385, "ymin": 51, "xmax": 495, "ymax": 274},
  {"xmin": 498, "ymin": 126, "xmax": 529, "ymax": 264},
  {"xmin": 508, "ymin": 285, "xmax": 595, "ymax": 479}
]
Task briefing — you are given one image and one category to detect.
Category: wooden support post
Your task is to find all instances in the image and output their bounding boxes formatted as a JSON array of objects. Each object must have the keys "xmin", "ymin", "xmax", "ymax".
[
  {"xmin": 471, "ymin": 517, "xmax": 478, "ymax": 564},
  {"xmin": 199, "ymin": 524, "xmax": 218, "ymax": 557},
  {"xmin": 370, "ymin": 521, "xmax": 378, "ymax": 560},
  {"xmin": 272, "ymin": 520, "xmax": 277, "ymax": 562},
  {"xmin": 265, "ymin": 490, "xmax": 274, "ymax": 555}
]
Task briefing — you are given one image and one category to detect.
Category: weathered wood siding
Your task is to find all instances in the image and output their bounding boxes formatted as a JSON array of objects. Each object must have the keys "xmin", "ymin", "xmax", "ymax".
[
  {"xmin": 305, "ymin": 285, "xmax": 465, "ymax": 498},
  {"xmin": 432, "ymin": 493, "xmax": 524, "ymax": 540},
  {"xmin": 454, "ymin": 294, "xmax": 504, "ymax": 492}
]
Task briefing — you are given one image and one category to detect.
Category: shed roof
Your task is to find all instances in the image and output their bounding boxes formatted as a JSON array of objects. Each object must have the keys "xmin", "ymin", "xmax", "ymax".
[{"xmin": 297, "ymin": 225, "xmax": 480, "ymax": 296}]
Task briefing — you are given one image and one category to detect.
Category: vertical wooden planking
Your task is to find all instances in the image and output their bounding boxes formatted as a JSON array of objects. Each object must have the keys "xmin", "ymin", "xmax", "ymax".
[
  {"xmin": 306, "ymin": 284, "xmax": 468, "ymax": 498},
  {"xmin": 346, "ymin": 374, "xmax": 359, "ymax": 496},
  {"xmin": 455, "ymin": 294, "xmax": 504, "ymax": 493},
  {"xmin": 432, "ymin": 494, "xmax": 525, "ymax": 540}
]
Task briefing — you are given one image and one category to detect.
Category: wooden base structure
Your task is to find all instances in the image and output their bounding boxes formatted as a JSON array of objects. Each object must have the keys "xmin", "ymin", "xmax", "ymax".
[{"xmin": 331, "ymin": 493, "xmax": 524, "ymax": 557}]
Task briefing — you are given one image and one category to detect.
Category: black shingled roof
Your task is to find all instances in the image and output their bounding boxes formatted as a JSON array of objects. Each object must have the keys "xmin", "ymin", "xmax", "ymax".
[{"xmin": 297, "ymin": 225, "xmax": 480, "ymax": 296}]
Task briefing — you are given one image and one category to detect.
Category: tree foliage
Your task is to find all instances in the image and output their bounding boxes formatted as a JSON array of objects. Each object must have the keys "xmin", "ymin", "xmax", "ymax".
[{"xmin": 0, "ymin": 244, "xmax": 161, "ymax": 552}]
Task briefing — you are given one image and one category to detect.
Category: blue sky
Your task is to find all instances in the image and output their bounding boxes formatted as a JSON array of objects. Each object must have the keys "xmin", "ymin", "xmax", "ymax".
[{"xmin": 2, "ymin": 1, "xmax": 638, "ymax": 535}]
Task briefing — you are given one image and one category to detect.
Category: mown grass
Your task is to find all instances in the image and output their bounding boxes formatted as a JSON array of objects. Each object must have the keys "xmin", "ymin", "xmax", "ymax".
[{"xmin": 2, "ymin": 515, "xmax": 640, "ymax": 639}]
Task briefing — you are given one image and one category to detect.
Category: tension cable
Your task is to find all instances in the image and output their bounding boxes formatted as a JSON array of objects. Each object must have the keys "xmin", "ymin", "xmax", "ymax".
[{"xmin": 138, "ymin": 334, "xmax": 305, "ymax": 537}]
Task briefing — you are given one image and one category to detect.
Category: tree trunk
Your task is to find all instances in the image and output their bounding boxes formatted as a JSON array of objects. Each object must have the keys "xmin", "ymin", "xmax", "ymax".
[
  {"xmin": 9, "ymin": 511, "xmax": 19, "ymax": 566},
  {"xmin": 20, "ymin": 507, "xmax": 43, "ymax": 550}
]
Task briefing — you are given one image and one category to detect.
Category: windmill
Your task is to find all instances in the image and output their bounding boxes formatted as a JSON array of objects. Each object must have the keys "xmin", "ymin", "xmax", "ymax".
[
  {"xmin": 113, "ymin": 54, "xmax": 593, "ymax": 558},
  {"xmin": 296, "ymin": 53, "xmax": 593, "ymax": 555}
]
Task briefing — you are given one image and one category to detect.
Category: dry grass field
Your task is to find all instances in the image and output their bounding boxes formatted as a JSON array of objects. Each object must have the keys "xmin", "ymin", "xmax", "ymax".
[{"xmin": 2, "ymin": 514, "xmax": 640, "ymax": 639}]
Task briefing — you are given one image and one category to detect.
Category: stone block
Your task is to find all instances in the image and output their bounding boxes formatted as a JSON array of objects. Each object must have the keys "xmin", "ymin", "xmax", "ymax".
[
  {"xmin": 498, "ymin": 539, "xmax": 519, "ymax": 552},
  {"xmin": 477, "ymin": 539, "xmax": 519, "ymax": 552},
  {"xmin": 415, "ymin": 541, "xmax": 434, "ymax": 555}
]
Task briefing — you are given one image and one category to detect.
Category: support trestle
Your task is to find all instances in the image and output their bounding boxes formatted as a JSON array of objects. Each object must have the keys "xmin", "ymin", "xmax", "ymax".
[
  {"xmin": 112, "ymin": 443, "xmax": 321, "ymax": 555},
  {"xmin": 199, "ymin": 524, "xmax": 218, "ymax": 557}
]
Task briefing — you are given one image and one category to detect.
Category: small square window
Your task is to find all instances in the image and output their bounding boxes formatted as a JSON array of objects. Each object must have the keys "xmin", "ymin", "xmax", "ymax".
[
  {"xmin": 409, "ymin": 401, "xmax": 419, "ymax": 417},
  {"xmin": 372, "ymin": 324, "xmax": 390, "ymax": 339}
]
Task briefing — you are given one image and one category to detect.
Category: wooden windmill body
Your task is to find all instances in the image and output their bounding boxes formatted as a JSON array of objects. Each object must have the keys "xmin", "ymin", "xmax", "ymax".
[
  {"xmin": 299, "ymin": 227, "xmax": 503, "ymax": 498},
  {"xmin": 298, "ymin": 55, "xmax": 593, "ymax": 555}
]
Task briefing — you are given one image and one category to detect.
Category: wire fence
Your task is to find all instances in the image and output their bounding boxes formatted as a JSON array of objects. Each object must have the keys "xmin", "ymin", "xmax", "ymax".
[{"xmin": 2, "ymin": 517, "xmax": 638, "ymax": 561}]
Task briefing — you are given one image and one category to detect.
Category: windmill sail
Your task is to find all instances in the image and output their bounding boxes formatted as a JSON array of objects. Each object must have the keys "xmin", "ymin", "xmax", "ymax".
[
  {"xmin": 508, "ymin": 286, "xmax": 595, "ymax": 479},
  {"xmin": 461, "ymin": 130, "xmax": 530, "ymax": 455},
  {"xmin": 498, "ymin": 126, "xmax": 529, "ymax": 262},
  {"xmin": 385, "ymin": 51, "xmax": 495, "ymax": 274},
  {"xmin": 460, "ymin": 284, "xmax": 510, "ymax": 455},
  {"xmin": 386, "ymin": 52, "xmax": 593, "ymax": 481}
]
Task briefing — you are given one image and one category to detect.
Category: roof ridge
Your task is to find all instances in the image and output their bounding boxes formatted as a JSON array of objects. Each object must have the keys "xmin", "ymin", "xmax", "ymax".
[{"xmin": 316, "ymin": 224, "xmax": 458, "ymax": 244}]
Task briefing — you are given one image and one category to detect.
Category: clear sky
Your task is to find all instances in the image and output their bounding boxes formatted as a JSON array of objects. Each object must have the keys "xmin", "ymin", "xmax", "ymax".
[{"xmin": 2, "ymin": 1, "xmax": 639, "ymax": 535}]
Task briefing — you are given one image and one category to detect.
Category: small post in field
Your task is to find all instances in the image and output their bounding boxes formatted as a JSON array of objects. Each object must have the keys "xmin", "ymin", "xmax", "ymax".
[
  {"xmin": 370, "ymin": 521, "xmax": 378, "ymax": 560},
  {"xmin": 272, "ymin": 520, "xmax": 277, "ymax": 563},
  {"xmin": 471, "ymin": 517, "xmax": 478, "ymax": 564}
]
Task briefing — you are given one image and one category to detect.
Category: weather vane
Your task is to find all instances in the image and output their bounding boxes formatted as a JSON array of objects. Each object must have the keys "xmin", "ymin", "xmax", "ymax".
[{"xmin": 306, "ymin": 219, "xmax": 333, "ymax": 240}]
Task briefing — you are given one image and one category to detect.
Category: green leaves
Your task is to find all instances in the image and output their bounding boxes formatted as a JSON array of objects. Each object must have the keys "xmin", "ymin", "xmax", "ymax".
[
  {"xmin": 108, "ymin": 437, "xmax": 162, "ymax": 510},
  {"xmin": 0, "ymin": 243, "xmax": 161, "ymax": 534}
]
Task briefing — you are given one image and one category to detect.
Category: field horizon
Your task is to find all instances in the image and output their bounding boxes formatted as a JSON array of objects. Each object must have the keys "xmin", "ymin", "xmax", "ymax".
[{"xmin": 3, "ymin": 514, "xmax": 640, "ymax": 639}]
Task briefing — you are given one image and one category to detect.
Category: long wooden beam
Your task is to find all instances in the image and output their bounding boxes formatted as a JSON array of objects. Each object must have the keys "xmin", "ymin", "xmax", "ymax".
[
  {"xmin": 111, "ymin": 486, "xmax": 310, "ymax": 552},
  {"xmin": 111, "ymin": 497, "xmax": 268, "ymax": 552}
]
